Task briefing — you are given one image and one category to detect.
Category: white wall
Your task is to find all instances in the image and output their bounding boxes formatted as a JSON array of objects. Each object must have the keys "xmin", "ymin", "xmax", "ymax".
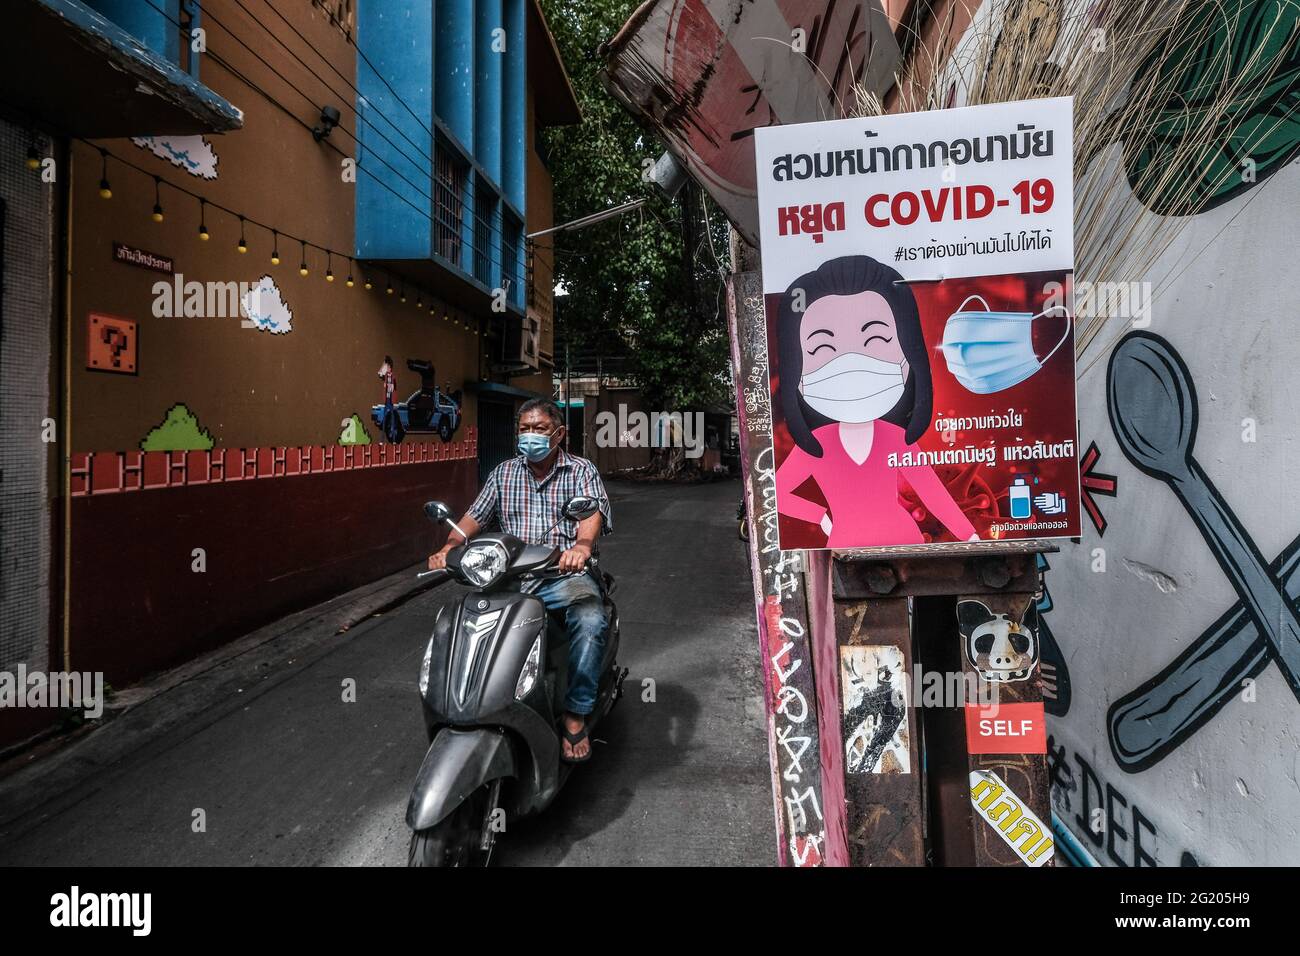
[
  {"xmin": 1049, "ymin": 147, "xmax": 1300, "ymax": 866},
  {"xmin": 935, "ymin": 0, "xmax": 1300, "ymax": 865}
]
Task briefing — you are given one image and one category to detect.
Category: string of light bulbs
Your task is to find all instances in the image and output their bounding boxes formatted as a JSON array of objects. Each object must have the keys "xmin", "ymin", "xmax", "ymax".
[{"xmin": 84, "ymin": 139, "xmax": 485, "ymax": 335}]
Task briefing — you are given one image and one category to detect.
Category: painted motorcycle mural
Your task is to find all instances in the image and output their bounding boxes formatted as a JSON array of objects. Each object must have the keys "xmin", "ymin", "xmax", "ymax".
[{"xmin": 372, "ymin": 358, "xmax": 463, "ymax": 444}]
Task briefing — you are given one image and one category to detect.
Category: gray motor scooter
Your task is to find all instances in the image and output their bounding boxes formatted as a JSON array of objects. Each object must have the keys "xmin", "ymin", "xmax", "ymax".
[{"xmin": 405, "ymin": 495, "xmax": 625, "ymax": 866}]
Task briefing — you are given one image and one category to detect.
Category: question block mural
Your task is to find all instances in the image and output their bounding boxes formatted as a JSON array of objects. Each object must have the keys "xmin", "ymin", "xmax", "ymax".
[{"xmin": 87, "ymin": 313, "xmax": 137, "ymax": 375}]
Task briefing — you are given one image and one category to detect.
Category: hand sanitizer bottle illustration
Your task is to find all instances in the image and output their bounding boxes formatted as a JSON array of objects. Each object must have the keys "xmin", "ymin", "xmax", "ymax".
[{"xmin": 1010, "ymin": 476, "xmax": 1032, "ymax": 519}]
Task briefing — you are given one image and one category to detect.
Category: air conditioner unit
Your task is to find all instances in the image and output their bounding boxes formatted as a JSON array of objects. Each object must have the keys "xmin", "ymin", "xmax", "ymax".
[{"xmin": 504, "ymin": 310, "xmax": 541, "ymax": 369}]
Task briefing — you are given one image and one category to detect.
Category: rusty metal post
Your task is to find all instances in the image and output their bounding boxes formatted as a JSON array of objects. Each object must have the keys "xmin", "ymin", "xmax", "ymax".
[
  {"xmin": 957, "ymin": 587, "xmax": 1055, "ymax": 867},
  {"xmin": 831, "ymin": 542, "xmax": 1056, "ymax": 867},
  {"xmin": 831, "ymin": 585, "xmax": 925, "ymax": 865}
]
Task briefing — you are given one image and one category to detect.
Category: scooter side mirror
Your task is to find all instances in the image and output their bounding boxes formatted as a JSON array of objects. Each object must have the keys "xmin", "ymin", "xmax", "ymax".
[
  {"xmin": 423, "ymin": 500, "xmax": 451, "ymax": 524},
  {"xmin": 562, "ymin": 495, "xmax": 600, "ymax": 521}
]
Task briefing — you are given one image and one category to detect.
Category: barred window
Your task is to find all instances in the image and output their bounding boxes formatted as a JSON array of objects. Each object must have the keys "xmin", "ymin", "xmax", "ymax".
[
  {"xmin": 473, "ymin": 176, "xmax": 497, "ymax": 287},
  {"xmin": 502, "ymin": 214, "xmax": 522, "ymax": 306},
  {"xmin": 435, "ymin": 144, "xmax": 467, "ymax": 265}
]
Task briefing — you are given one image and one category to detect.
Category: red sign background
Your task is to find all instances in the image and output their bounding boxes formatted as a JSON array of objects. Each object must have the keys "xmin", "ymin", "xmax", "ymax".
[{"xmin": 768, "ymin": 269, "xmax": 1082, "ymax": 549}]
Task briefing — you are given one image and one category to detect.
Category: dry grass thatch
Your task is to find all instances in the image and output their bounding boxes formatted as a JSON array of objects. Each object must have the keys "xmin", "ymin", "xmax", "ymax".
[{"xmin": 850, "ymin": 0, "xmax": 1300, "ymax": 364}]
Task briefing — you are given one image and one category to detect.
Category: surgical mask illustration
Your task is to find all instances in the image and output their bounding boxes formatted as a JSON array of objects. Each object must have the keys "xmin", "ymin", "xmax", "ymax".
[
  {"xmin": 517, "ymin": 432, "xmax": 552, "ymax": 462},
  {"xmin": 799, "ymin": 351, "xmax": 906, "ymax": 424},
  {"xmin": 940, "ymin": 295, "xmax": 1071, "ymax": 395}
]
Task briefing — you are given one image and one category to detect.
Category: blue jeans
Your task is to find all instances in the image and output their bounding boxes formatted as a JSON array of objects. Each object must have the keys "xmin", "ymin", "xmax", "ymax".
[{"xmin": 533, "ymin": 572, "xmax": 608, "ymax": 716}]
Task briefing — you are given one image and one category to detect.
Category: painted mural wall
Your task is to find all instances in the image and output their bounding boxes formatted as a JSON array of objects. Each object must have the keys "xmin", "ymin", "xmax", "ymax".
[
  {"xmin": 69, "ymin": 4, "xmax": 488, "ymax": 456},
  {"xmin": 937, "ymin": 0, "xmax": 1300, "ymax": 865},
  {"xmin": 70, "ymin": 130, "xmax": 483, "ymax": 455},
  {"xmin": 55, "ymin": 2, "xmax": 495, "ymax": 691},
  {"xmin": 1052, "ymin": 162, "xmax": 1300, "ymax": 867}
]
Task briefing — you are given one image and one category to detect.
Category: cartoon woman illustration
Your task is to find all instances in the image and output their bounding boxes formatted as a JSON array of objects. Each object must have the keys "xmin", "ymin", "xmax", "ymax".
[{"xmin": 775, "ymin": 255, "xmax": 978, "ymax": 547}]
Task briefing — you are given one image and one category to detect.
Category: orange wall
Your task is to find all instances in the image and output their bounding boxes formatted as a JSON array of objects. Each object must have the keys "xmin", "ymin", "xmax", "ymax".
[{"xmin": 512, "ymin": 80, "xmax": 557, "ymax": 395}]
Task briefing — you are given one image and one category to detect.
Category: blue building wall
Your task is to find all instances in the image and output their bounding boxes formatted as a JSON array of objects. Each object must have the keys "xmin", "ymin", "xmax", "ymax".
[
  {"xmin": 474, "ymin": 0, "xmax": 503, "ymax": 187},
  {"xmin": 435, "ymin": 0, "xmax": 475, "ymax": 150},
  {"xmin": 502, "ymin": 0, "xmax": 526, "ymax": 212},
  {"xmin": 355, "ymin": 1, "xmax": 434, "ymax": 260},
  {"xmin": 84, "ymin": 0, "xmax": 182, "ymax": 66},
  {"xmin": 356, "ymin": 0, "xmax": 527, "ymax": 310}
]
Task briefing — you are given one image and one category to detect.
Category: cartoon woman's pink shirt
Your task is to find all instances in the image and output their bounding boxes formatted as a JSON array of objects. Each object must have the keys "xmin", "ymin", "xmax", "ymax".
[{"xmin": 776, "ymin": 422, "xmax": 977, "ymax": 547}]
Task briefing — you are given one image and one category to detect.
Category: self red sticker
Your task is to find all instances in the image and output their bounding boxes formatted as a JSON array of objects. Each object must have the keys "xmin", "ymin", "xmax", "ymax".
[{"xmin": 964, "ymin": 701, "xmax": 1046, "ymax": 754}]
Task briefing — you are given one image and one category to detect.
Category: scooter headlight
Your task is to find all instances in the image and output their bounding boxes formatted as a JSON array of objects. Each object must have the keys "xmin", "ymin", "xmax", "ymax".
[
  {"xmin": 418, "ymin": 638, "xmax": 433, "ymax": 696},
  {"xmin": 460, "ymin": 541, "xmax": 510, "ymax": 587},
  {"xmin": 515, "ymin": 635, "xmax": 542, "ymax": 700}
]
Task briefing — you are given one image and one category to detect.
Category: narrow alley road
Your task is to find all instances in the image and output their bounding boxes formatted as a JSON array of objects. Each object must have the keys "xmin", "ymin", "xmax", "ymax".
[{"xmin": 0, "ymin": 479, "xmax": 774, "ymax": 866}]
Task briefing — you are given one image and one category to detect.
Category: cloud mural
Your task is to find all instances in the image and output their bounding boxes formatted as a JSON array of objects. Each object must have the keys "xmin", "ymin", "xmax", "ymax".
[
  {"xmin": 131, "ymin": 134, "xmax": 219, "ymax": 180},
  {"xmin": 240, "ymin": 276, "xmax": 294, "ymax": 335}
]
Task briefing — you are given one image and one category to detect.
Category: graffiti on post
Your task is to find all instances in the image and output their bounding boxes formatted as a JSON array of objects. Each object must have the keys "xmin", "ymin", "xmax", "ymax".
[
  {"xmin": 970, "ymin": 768, "xmax": 1055, "ymax": 866},
  {"xmin": 730, "ymin": 270, "xmax": 827, "ymax": 867}
]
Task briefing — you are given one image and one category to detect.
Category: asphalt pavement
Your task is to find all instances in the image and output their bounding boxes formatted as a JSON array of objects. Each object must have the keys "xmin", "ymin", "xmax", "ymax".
[{"xmin": 0, "ymin": 478, "xmax": 774, "ymax": 866}]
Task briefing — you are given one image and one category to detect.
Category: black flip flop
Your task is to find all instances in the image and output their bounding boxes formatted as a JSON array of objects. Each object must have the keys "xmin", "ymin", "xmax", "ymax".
[{"xmin": 561, "ymin": 723, "xmax": 592, "ymax": 764}]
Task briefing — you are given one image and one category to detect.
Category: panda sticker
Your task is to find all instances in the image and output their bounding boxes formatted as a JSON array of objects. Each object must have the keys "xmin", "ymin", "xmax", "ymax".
[{"xmin": 957, "ymin": 599, "xmax": 1039, "ymax": 682}]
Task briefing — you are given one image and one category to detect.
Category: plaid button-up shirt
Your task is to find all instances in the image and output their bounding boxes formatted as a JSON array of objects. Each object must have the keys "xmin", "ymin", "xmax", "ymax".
[{"xmin": 467, "ymin": 448, "xmax": 613, "ymax": 553}]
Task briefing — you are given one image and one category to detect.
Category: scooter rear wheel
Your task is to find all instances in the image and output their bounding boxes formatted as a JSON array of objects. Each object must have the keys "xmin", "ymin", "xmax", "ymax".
[{"xmin": 407, "ymin": 783, "xmax": 497, "ymax": 867}]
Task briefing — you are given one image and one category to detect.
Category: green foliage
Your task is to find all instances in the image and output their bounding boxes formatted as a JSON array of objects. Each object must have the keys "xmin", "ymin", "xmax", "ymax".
[
  {"xmin": 139, "ymin": 403, "xmax": 215, "ymax": 451},
  {"xmin": 539, "ymin": 0, "xmax": 733, "ymax": 410},
  {"xmin": 339, "ymin": 413, "xmax": 373, "ymax": 446}
]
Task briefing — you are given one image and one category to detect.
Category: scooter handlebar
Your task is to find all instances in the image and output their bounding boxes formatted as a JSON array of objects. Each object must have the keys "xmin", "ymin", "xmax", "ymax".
[
  {"xmin": 540, "ymin": 556, "xmax": 596, "ymax": 577},
  {"xmin": 415, "ymin": 555, "xmax": 594, "ymax": 584}
]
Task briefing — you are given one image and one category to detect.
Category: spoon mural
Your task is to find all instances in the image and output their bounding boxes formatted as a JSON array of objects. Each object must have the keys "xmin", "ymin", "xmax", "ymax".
[{"xmin": 1105, "ymin": 331, "xmax": 1300, "ymax": 770}]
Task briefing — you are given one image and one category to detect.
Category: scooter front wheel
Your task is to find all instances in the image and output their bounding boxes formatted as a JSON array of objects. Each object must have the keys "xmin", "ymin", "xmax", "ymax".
[{"xmin": 407, "ymin": 781, "xmax": 499, "ymax": 867}]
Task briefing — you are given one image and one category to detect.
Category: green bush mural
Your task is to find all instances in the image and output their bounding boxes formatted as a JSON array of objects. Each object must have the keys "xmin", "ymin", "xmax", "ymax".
[
  {"xmin": 339, "ymin": 413, "xmax": 372, "ymax": 446},
  {"xmin": 139, "ymin": 403, "xmax": 216, "ymax": 451},
  {"xmin": 1125, "ymin": 0, "xmax": 1300, "ymax": 215}
]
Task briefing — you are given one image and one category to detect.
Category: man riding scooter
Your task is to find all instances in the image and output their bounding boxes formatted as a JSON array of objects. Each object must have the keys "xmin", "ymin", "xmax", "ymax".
[{"xmin": 428, "ymin": 398, "xmax": 612, "ymax": 762}]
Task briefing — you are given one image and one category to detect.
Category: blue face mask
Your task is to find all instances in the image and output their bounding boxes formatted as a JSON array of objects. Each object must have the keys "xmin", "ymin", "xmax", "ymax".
[
  {"xmin": 940, "ymin": 296, "xmax": 1071, "ymax": 394},
  {"xmin": 517, "ymin": 432, "xmax": 553, "ymax": 462}
]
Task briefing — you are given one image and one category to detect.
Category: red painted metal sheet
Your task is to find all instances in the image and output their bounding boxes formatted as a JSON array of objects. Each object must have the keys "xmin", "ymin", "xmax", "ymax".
[
  {"xmin": 603, "ymin": 0, "xmax": 901, "ymax": 243},
  {"xmin": 70, "ymin": 430, "xmax": 478, "ymax": 497}
]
